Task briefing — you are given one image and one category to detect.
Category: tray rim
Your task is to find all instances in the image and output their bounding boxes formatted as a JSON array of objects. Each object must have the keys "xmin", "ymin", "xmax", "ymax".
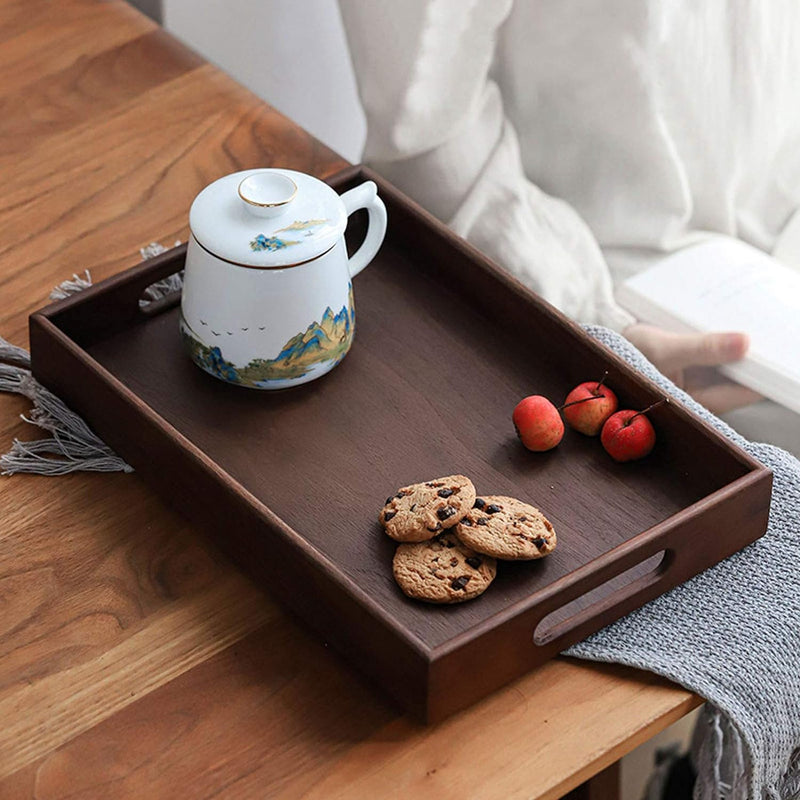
[{"xmin": 29, "ymin": 166, "xmax": 772, "ymax": 663}]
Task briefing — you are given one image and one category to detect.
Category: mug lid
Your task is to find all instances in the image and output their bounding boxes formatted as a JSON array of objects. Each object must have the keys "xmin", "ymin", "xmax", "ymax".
[{"xmin": 189, "ymin": 168, "xmax": 348, "ymax": 268}]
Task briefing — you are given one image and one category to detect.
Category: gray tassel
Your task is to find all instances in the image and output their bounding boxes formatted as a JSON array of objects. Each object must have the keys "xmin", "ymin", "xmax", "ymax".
[
  {"xmin": 691, "ymin": 705, "xmax": 750, "ymax": 800},
  {"xmin": 139, "ymin": 240, "xmax": 180, "ymax": 260},
  {"xmin": 778, "ymin": 748, "xmax": 800, "ymax": 799},
  {"xmin": 1, "ymin": 439, "xmax": 132, "ymax": 476},
  {"xmin": 0, "ymin": 352, "xmax": 133, "ymax": 475},
  {"xmin": 0, "ymin": 337, "xmax": 31, "ymax": 369},
  {"xmin": 139, "ymin": 271, "xmax": 184, "ymax": 308},
  {"xmin": 139, "ymin": 242, "xmax": 184, "ymax": 307},
  {"xmin": 1, "ymin": 241, "xmax": 182, "ymax": 476},
  {"xmin": 49, "ymin": 270, "xmax": 93, "ymax": 300},
  {"xmin": 0, "ymin": 361, "xmax": 32, "ymax": 395}
]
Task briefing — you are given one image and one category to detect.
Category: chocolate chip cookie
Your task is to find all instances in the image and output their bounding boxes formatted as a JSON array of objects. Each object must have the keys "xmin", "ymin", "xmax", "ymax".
[
  {"xmin": 380, "ymin": 475, "xmax": 477, "ymax": 543},
  {"xmin": 455, "ymin": 495, "xmax": 556, "ymax": 560},
  {"xmin": 392, "ymin": 531, "xmax": 497, "ymax": 604}
]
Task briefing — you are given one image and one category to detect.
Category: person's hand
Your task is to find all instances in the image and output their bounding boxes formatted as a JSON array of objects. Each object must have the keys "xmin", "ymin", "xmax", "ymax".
[{"xmin": 623, "ymin": 324, "xmax": 762, "ymax": 414}]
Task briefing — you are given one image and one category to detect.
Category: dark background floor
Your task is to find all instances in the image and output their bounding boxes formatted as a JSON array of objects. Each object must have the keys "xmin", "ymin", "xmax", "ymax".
[{"xmin": 128, "ymin": 0, "xmax": 160, "ymax": 22}]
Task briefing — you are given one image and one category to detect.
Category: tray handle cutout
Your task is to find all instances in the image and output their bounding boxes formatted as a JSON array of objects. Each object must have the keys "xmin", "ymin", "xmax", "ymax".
[
  {"xmin": 38, "ymin": 245, "xmax": 190, "ymax": 345},
  {"xmin": 533, "ymin": 549, "xmax": 669, "ymax": 646},
  {"xmin": 137, "ymin": 264, "xmax": 185, "ymax": 317},
  {"xmin": 79, "ymin": 244, "xmax": 188, "ymax": 324}
]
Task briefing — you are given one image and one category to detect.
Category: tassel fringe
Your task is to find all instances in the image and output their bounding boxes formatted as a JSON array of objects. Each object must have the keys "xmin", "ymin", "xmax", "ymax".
[
  {"xmin": 0, "ymin": 338, "xmax": 31, "ymax": 369},
  {"xmin": 691, "ymin": 705, "xmax": 751, "ymax": 799},
  {"xmin": 0, "ymin": 344, "xmax": 133, "ymax": 475},
  {"xmin": 138, "ymin": 241, "xmax": 184, "ymax": 307},
  {"xmin": 49, "ymin": 270, "xmax": 93, "ymax": 300},
  {"xmin": 1, "ymin": 241, "xmax": 182, "ymax": 475}
]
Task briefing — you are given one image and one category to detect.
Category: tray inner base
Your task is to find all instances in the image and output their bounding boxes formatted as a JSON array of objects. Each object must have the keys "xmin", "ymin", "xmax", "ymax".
[{"xmin": 82, "ymin": 234, "xmax": 748, "ymax": 649}]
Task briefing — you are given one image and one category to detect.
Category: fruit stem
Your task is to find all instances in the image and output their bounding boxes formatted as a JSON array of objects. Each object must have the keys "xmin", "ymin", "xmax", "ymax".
[
  {"xmin": 594, "ymin": 370, "xmax": 609, "ymax": 395},
  {"xmin": 626, "ymin": 397, "xmax": 669, "ymax": 425},
  {"xmin": 559, "ymin": 395, "xmax": 605, "ymax": 411}
]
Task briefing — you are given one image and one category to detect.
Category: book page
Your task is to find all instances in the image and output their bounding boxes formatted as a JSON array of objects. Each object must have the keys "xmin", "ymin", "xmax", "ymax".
[{"xmin": 618, "ymin": 239, "xmax": 800, "ymax": 409}]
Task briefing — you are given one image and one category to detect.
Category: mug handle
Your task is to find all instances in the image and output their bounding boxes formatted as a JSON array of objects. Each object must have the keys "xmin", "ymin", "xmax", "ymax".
[{"xmin": 340, "ymin": 181, "xmax": 388, "ymax": 278}]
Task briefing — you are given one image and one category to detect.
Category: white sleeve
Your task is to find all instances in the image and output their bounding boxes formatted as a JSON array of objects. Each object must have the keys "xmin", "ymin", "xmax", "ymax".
[{"xmin": 338, "ymin": 0, "xmax": 635, "ymax": 331}]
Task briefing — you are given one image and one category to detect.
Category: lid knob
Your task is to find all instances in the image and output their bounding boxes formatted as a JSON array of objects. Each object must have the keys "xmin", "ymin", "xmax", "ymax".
[{"xmin": 238, "ymin": 172, "xmax": 297, "ymax": 219}]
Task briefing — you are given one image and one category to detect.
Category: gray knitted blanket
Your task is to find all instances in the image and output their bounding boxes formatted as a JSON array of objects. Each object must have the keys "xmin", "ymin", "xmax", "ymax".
[{"xmin": 1, "ymin": 265, "xmax": 799, "ymax": 797}]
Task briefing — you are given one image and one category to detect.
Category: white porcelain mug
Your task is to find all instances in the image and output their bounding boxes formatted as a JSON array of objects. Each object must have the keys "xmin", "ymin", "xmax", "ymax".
[{"xmin": 180, "ymin": 168, "xmax": 387, "ymax": 389}]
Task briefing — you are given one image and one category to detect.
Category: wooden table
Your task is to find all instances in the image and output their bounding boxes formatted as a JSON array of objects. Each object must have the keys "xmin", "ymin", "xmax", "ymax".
[{"xmin": 0, "ymin": 2, "xmax": 702, "ymax": 797}]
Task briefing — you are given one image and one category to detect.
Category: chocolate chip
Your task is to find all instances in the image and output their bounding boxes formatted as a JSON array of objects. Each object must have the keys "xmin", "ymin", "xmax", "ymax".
[
  {"xmin": 428, "ymin": 523, "xmax": 443, "ymax": 532},
  {"xmin": 533, "ymin": 537, "xmax": 547, "ymax": 548},
  {"xmin": 460, "ymin": 518, "xmax": 473, "ymax": 527},
  {"xmin": 410, "ymin": 504, "xmax": 417, "ymax": 511},
  {"xmin": 437, "ymin": 506, "xmax": 456, "ymax": 521},
  {"xmin": 473, "ymin": 498, "xmax": 486, "ymax": 509},
  {"xmin": 486, "ymin": 504, "xmax": 502, "ymax": 514},
  {"xmin": 437, "ymin": 488, "xmax": 454, "ymax": 498},
  {"xmin": 476, "ymin": 518, "xmax": 489, "ymax": 526},
  {"xmin": 396, "ymin": 491, "xmax": 407, "ymax": 498},
  {"xmin": 384, "ymin": 511, "xmax": 396, "ymax": 522},
  {"xmin": 466, "ymin": 556, "xmax": 482, "ymax": 569},
  {"xmin": 519, "ymin": 515, "xmax": 528, "ymax": 522},
  {"xmin": 450, "ymin": 575, "xmax": 471, "ymax": 591},
  {"xmin": 450, "ymin": 557, "xmax": 458, "ymax": 567},
  {"xmin": 385, "ymin": 497, "xmax": 394, "ymax": 506}
]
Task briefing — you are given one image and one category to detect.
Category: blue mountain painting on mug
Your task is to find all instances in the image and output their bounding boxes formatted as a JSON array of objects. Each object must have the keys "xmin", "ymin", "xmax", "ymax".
[{"xmin": 183, "ymin": 283, "xmax": 355, "ymax": 386}]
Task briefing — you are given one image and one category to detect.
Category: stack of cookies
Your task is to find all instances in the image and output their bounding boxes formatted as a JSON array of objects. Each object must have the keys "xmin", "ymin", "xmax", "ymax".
[{"xmin": 381, "ymin": 475, "xmax": 556, "ymax": 604}]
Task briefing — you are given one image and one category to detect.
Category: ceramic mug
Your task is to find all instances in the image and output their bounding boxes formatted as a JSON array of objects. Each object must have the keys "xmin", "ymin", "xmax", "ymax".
[{"xmin": 180, "ymin": 168, "xmax": 387, "ymax": 389}]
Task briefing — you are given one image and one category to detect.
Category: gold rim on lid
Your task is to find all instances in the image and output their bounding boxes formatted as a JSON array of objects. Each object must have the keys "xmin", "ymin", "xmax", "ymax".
[{"xmin": 237, "ymin": 173, "xmax": 298, "ymax": 208}]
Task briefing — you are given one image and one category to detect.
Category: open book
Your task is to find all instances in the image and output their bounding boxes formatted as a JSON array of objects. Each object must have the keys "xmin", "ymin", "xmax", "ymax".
[{"xmin": 617, "ymin": 239, "xmax": 800, "ymax": 414}]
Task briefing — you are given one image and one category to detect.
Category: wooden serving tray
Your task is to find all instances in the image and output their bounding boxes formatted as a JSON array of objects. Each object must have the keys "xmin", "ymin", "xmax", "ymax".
[{"xmin": 29, "ymin": 166, "xmax": 772, "ymax": 723}]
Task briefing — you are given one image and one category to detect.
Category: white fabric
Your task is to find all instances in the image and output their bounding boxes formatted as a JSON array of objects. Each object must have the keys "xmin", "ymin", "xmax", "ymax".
[{"xmin": 338, "ymin": 0, "xmax": 800, "ymax": 332}]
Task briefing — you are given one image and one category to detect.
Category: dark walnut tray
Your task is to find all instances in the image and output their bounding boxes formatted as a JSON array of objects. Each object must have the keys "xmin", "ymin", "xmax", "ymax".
[{"xmin": 30, "ymin": 165, "xmax": 772, "ymax": 723}]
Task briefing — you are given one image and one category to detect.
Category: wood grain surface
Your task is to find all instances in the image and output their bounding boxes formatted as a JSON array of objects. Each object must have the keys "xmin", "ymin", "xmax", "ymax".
[{"xmin": 0, "ymin": 1, "xmax": 701, "ymax": 797}]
